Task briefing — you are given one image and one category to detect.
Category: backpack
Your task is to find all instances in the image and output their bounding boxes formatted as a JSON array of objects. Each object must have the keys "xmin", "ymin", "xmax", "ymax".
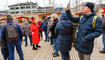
[
  {"xmin": 80, "ymin": 16, "xmax": 98, "ymax": 29},
  {"xmin": 5, "ymin": 24, "xmax": 19, "ymax": 42},
  {"xmin": 0, "ymin": 26, "xmax": 7, "ymax": 48}
]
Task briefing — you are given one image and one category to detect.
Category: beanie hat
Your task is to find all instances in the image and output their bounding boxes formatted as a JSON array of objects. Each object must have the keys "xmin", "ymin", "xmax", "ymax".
[
  {"xmin": 85, "ymin": 2, "xmax": 94, "ymax": 12},
  {"xmin": 6, "ymin": 15, "xmax": 13, "ymax": 22}
]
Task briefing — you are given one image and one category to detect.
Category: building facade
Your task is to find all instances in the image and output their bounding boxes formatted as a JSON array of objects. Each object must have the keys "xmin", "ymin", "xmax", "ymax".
[
  {"xmin": 8, "ymin": 2, "xmax": 54, "ymax": 15},
  {"xmin": 0, "ymin": 10, "xmax": 8, "ymax": 17}
]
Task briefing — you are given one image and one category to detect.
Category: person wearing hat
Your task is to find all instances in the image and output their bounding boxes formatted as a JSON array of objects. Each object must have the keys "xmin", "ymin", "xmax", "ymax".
[
  {"xmin": 1, "ymin": 15, "xmax": 24, "ymax": 60},
  {"xmin": 66, "ymin": 2, "xmax": 103, "ymax": 60}
]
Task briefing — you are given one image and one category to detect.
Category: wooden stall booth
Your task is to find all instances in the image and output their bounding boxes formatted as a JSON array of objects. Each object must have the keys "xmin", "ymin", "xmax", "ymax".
[
  {"xmin": 16, "ymin": 16, "xmax": 30, "ymax": 23},
  {"xmin": 38, "ymin": 12, "xmax": 62, "ymax": 22}
]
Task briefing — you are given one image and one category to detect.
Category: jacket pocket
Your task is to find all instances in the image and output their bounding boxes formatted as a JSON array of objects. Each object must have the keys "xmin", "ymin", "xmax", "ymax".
[{"xmin": 80, "ymin": 37, "xmax": 93, "ymax": 49}]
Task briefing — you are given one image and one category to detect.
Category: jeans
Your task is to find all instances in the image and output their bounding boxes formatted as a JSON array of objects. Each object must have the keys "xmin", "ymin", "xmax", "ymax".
[
  {"xmin": 102, "ymin": 33, "xmax": 105, "ymax": 51},
  {"xmin": 60, "ymin": 51, "xmax": 70, "ymax": 60},
  {"xmin": 50, "ymin": 37, "xmax": 53, "ymax": 44},
  {"xmin": 52, "ymin": 38, "xmax": 56, "ymax": 45},
  {"xmin": 52, "ymin": 38, "xmax": 58, "ymax": 55},
  {"xmin": 8, "ymin": 41, "xmax": 24, "ymax": 60},
  {"xmin": 1, "ymin": 48, "xmax": 9, "ymax": 60},
  {"xmin": 25, "ymin": 35, "xmax": 32, "ymax": 46},
  {"xmin": 39, "ymin": 31, "xmax": 42, "ymax": 38},
  {"xmin": 78, "ymin": 51, "xmax": 91, "ymax": 60},
  {"xmin": 44, "ymin": 31, "xmax": 50, "ymax": 41}
]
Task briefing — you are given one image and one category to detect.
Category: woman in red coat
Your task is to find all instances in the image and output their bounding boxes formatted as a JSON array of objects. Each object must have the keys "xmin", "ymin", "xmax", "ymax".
[{"xmin": 30, "ymin": 17, "xmax": 41, "ymax": 50}]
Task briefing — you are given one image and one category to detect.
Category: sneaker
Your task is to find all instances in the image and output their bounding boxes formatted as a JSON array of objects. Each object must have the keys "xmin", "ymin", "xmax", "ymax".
[
  {"xmin": 50, "ymin": 43, "xmax": 53, "ymax": 45},
  {"xmin": 44, "ymin": 40, "xmax": 47, "ymax": 42},
  {"xmin": 53, "ymin": 54, "xmax": 59, "ymax": 57},
  {"xmin": 99, "ymin": 50, "xmax": 105, "ymax": 54},
  {"xmin": 52, "ymin": 53, "xmax": 55, "ymax": 55},
  {"xmin": 25, "ymin": 45, "xmax": 27, "ymax": 47}
]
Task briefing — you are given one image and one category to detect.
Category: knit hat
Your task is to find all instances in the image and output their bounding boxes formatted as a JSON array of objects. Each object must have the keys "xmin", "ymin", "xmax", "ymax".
[
  {"xmin": 84, "ymin": 2, "xmax": 94, "ymax": 12},
  {"xmin": 6, "ymin": 15, "xmax": 13, "ymax": 22}
]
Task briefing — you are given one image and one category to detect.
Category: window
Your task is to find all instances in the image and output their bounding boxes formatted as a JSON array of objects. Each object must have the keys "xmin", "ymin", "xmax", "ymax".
[
  {"xmin": 32, "ymin": 10, "xmax": 36, "ymax": 13},
  {"xmin": 26, "ymin": 11, "xmax": 31, "ymax": 14},
  {"xmin": 10, "ymin": 12, "xmax": 15, "ymax": 14},
  {"xmin": 10, "ymin": 8, "xmax": 14, "ymax": 10},
  {"xmin": 15, "ymin": 7, "xmax": 19, "ymax": 9},
  {"xmin": 38, "ymin": 9, "xmax": 43, "ymax": 13},
  {"xmin": 16, "ymin": 11, "xmax": 20, "ymax": 14},
  {"xmin": 26, "ymin": 6, "xmax": 30, "ymax": 9},
  {"xmin": 21, "ymin": 11, "xmax": 25, "ymax": 14},
  {"xmin": 21, "ymin": 7, "xmax": 25, "ymax": 9},
  {"xmin": 32, "ymin": 6, "xmax": 36, "ymax": 8}
]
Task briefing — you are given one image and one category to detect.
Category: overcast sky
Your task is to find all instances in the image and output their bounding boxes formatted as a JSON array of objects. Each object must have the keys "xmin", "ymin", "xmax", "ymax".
[{"xmin": 0, "ymin": 0, "xmax": 105, "ymax": 10}]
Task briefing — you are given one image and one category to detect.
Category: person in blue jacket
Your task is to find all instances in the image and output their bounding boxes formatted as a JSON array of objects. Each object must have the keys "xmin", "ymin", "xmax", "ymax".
[
  {"xmin": 42, "ymin": 18, "xmax": 50, "ymax": 42},
  {"xmin": 55, "ymin": 12, "xmax": 73, "ymax": 60},
  {"xmin": 0, "ymin": 24, "xmax": 9, "ymax": 60},
  {"xmin": 2, "ymin": 15, "xmax": 24, "ymax": 60},
  {"xmin": 66, "ymin": 2, "xmax": 103, "ymax": 60}
]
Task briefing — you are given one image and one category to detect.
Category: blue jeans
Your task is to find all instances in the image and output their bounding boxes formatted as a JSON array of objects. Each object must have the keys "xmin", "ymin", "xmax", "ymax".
[
  {"xmin": 52, "ymin": 38, "xmax": 58, "ymax": 55},
  {"xmin": 25, "ymin": 35, "xmax": 32, "ymax": 46},
  {"xmin": 60, "ymin": 51, "xmax": 70, "ymax": 60},
  {"xmin": 103, "ymin": 33, "xmax": 105, "ymax": 50},
  {"xmin": 53, "ymin": 38, "xmax": 56, "ymax": 45},
  {"xmin": 1, "ymin": 48, "xmax": 9, "ymax": 60},
  {"xmin": 8, "ymin": 41, "xmax": 24, "ymax": 60},
  {"xmin": 44, "ymin": 31, "xmax": 50, "ymax": 41}
]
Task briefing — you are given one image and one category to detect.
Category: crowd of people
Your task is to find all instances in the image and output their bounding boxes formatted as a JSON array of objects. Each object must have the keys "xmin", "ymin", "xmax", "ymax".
[{"xmin": 0, "ymin": 2, "xmax": 105, "ymax": 60}]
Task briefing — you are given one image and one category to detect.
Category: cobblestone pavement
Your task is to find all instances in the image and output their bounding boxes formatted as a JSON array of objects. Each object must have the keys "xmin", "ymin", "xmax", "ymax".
[{"xmin": 0, "ymin": 35, "xmax": 105, "ymax": 60}]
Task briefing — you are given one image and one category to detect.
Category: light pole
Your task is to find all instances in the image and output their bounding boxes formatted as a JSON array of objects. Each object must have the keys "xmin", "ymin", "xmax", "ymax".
[
  {"xmin": 30, "ymin": 0, "xmax": 32, "ymax": 14},
  {"xmin": 17, "ymin": 0, "xmax": 21, "ymax": 15},
  {"xmin": 6, "ymin": 0, "xmax": 9, "ymax": 14},
  {"xmin": 43, "ymin": 0, "xmax": 46, "ymax": 13}
]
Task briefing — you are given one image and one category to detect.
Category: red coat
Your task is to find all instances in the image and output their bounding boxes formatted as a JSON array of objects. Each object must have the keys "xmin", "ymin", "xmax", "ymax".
[{"xmin": 30, "ymin": 23, "xmax": 40, "ymax": 44}]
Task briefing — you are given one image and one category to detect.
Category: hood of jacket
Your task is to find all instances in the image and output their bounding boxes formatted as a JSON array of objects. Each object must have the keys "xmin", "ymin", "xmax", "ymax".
[{"xmin": 60, "ymin": 12, "xmax": 69, "ymax": 21}]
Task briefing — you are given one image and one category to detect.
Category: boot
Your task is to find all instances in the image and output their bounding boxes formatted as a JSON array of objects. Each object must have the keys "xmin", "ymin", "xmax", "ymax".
[
  {"xmin": 50, "ymin": 37, "xmax": 53, "ymax": 45},
  {"xmin": 44, "ymin": 40, "xmax": 47, "ymax": 42},
  {"xmin": 7, "ymin": 57, "xmax": 9, "ymax": 60},
  {"xmin": 36, "ymin": 44, "xmax": 41, "ymax": 48},
  {"xmin": 67, "ymin": 57, "xmax": 70, "ymax": 60},
  {"xmin": 99, "ymin": 50, "xmax": 105, "ymax": 54},
  {"xmin": 33, "ymin": 44, "xmax": 37, "ymax": 50}
]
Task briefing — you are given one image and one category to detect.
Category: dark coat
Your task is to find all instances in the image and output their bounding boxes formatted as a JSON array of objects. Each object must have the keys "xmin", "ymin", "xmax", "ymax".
[
  {"xmin": 66, "ymin": 10, "xmax": 103, "ymax": 54},
  {"xmin": 102, "ymin": 17, "xmax": 105, "ymax": 33},
  {"xmin": 42, "ymin": 23, "xmax": 47, "ymax": 32},
  {"xmin": 50, "ymin": 19, "xmax": 59, "ymax": 38},
  {"xmin": 55, "ymin": 12, "xmax": 73, "ymax": 52}
]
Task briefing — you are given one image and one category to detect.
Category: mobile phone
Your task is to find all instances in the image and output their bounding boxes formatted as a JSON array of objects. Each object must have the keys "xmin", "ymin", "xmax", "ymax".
[{"xmin": 69, "ymin": 0, "xmax": 71, "ymax": 4}]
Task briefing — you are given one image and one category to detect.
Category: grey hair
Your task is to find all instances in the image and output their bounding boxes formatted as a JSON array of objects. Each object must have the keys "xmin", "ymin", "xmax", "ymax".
[{"xmin": 51, "ymin": 13, "xmax": 58, "ymax": 19}]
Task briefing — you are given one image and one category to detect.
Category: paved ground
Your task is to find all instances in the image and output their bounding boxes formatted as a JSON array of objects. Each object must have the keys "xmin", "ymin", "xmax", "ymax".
[{"xmin": 0, "ymin": 34, "xmax": 105, "ymax": 60}]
